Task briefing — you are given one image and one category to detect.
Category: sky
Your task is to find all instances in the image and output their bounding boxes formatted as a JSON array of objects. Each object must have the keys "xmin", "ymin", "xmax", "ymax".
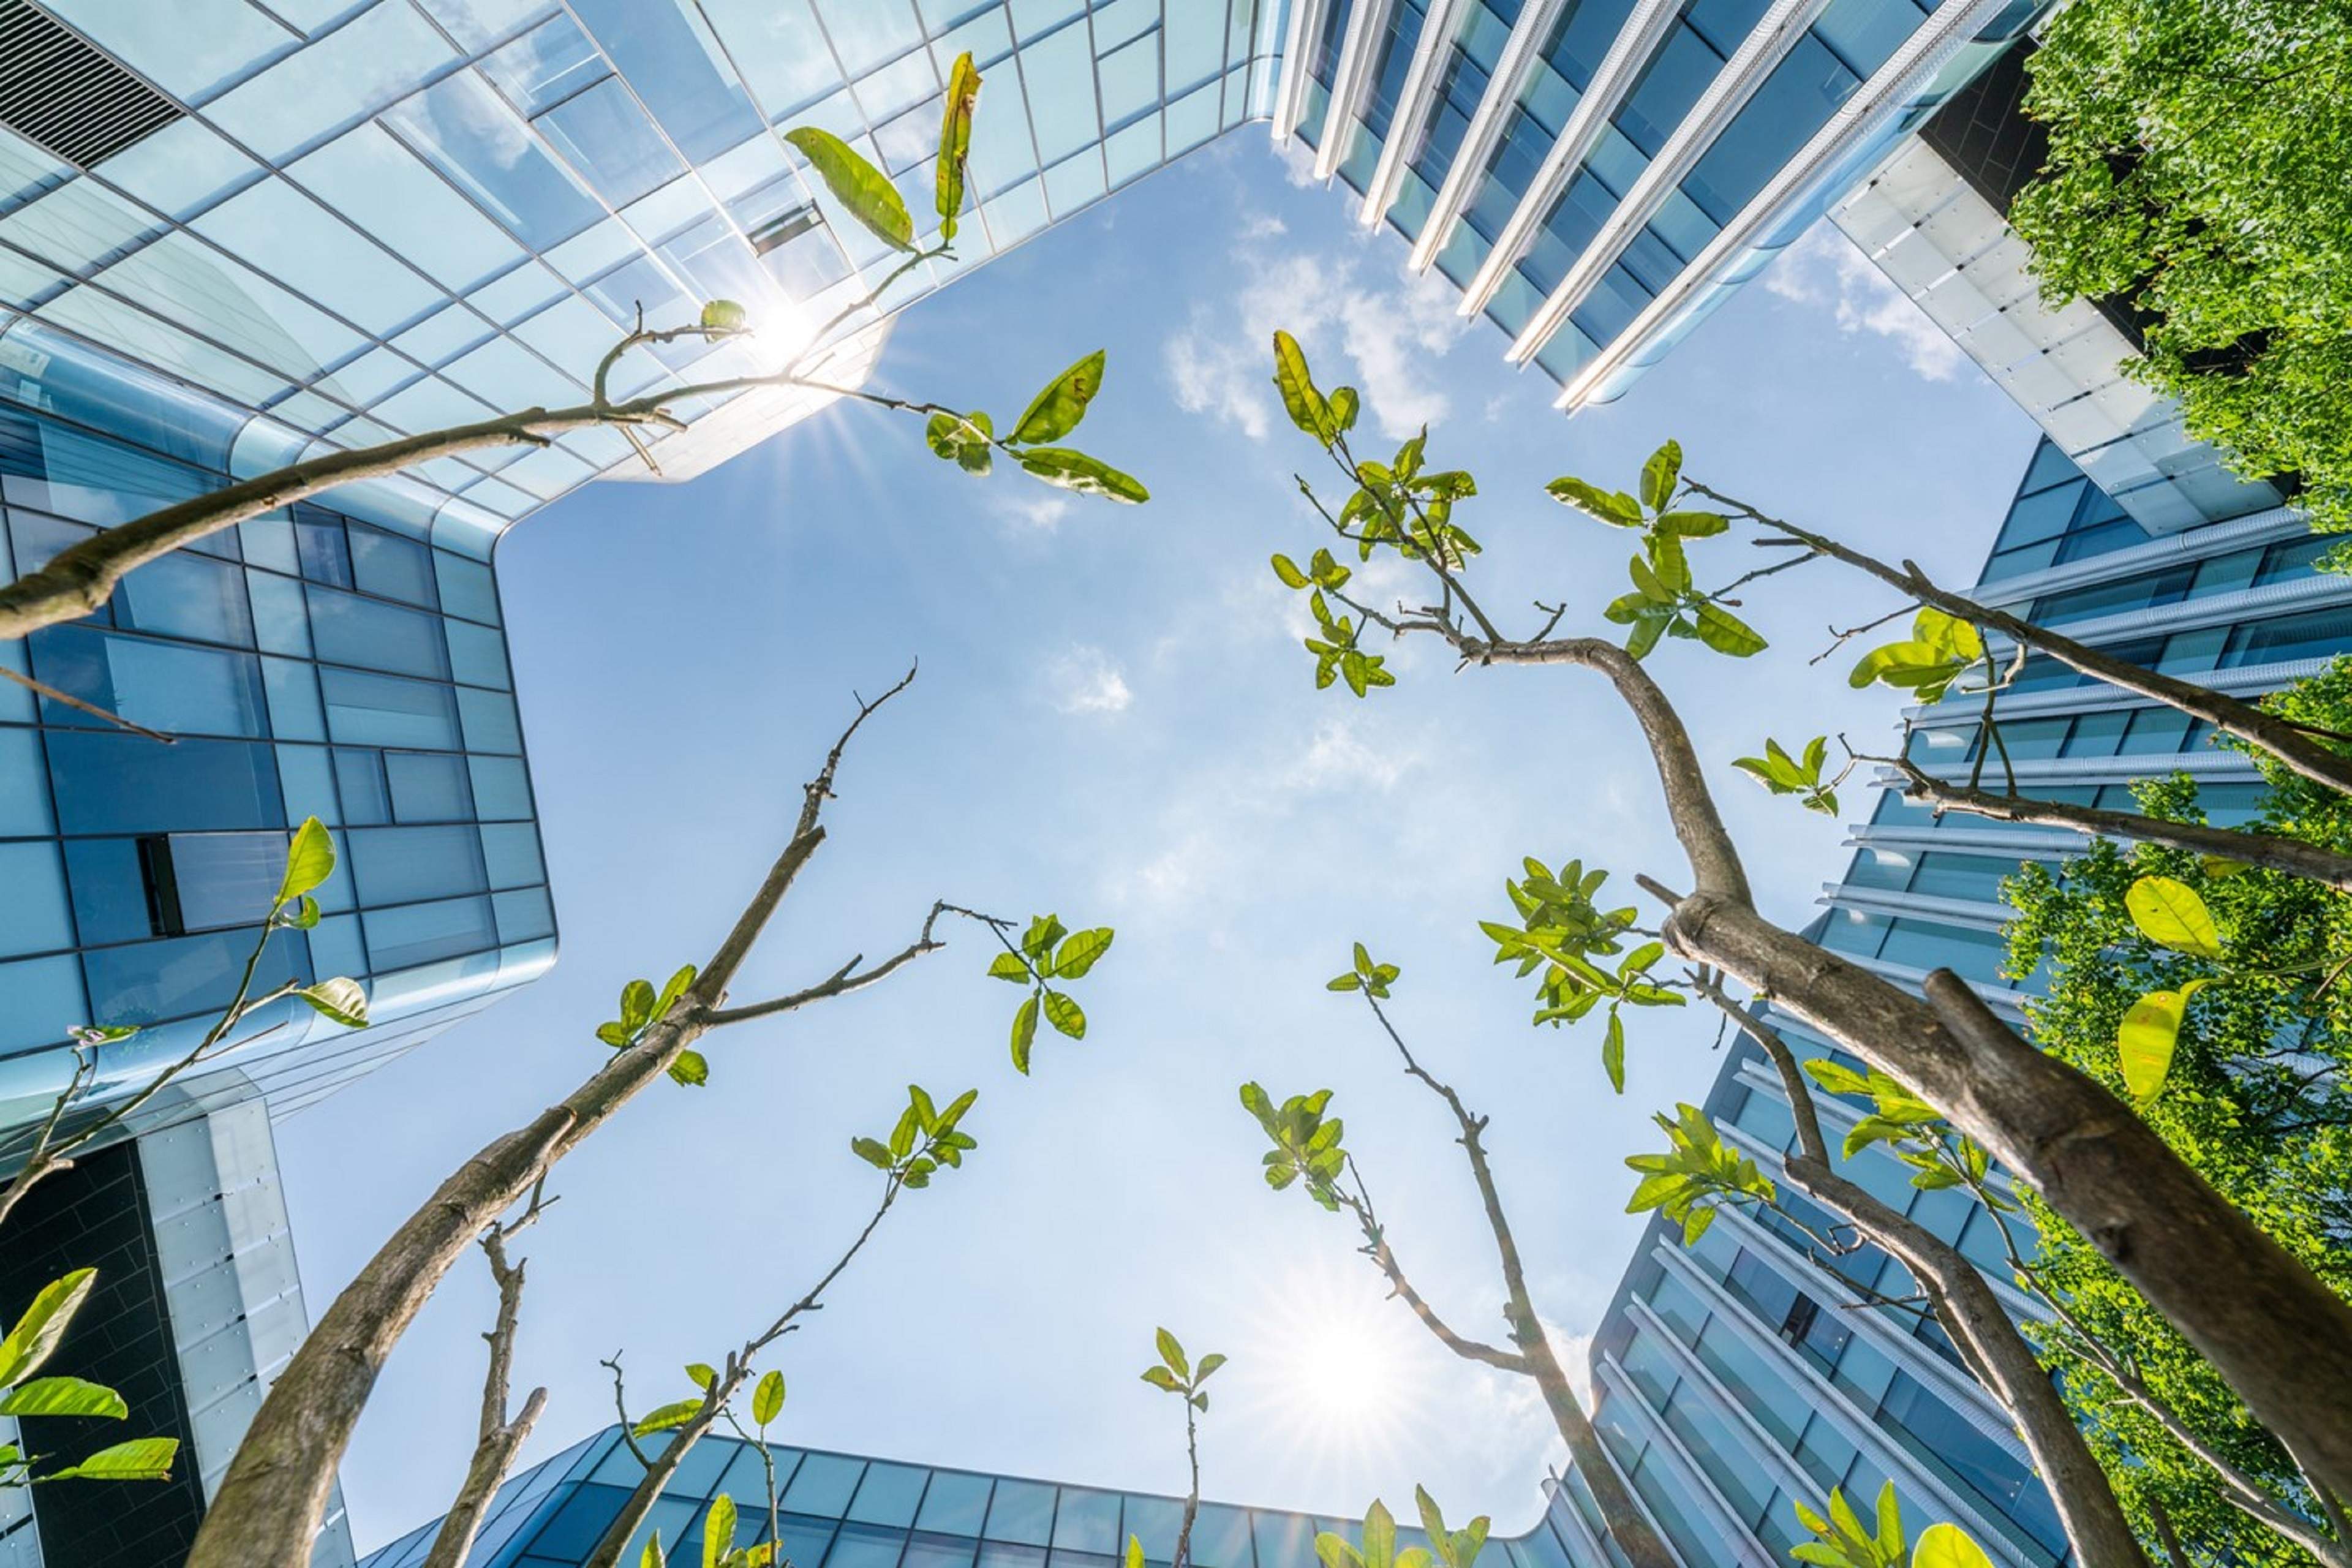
[{"xmin": 275, "ymin": 135, "xmax": 2040, "ymax": 1553}]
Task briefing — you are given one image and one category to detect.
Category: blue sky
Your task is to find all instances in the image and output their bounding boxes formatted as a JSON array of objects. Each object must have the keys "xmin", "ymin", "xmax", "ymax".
[{"xmin": 277, "ymin": 135, "xmax": 2038, "ymax": 1550}]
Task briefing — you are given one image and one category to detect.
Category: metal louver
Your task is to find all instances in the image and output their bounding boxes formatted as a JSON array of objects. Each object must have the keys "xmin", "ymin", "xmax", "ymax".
[{"xmin": 0, "ymin": 0, "xmax": 183, "ymax": 169}]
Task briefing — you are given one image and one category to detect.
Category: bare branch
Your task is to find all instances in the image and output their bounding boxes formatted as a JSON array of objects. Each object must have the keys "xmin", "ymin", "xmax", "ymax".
[
  {"xmin": 700, "ymin": 901, "xmax": 951, "ymax": 1026},
  {"xmin": 0, "ymin": 664, "xmax": 178, "ymax": 743}
]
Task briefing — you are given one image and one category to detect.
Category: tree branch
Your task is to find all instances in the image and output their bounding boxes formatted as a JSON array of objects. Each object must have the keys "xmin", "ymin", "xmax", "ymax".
[
  {"xmin": 699, "ymin": 900, "xmax": 951, "ymax": 1026},
  {"xmin": 423, "ymin": 1188, "xmax": 556, "ymax": 1568},
  {"xmin": 0, "ymin": 663, "xmax": 178, "ymax": 743}
]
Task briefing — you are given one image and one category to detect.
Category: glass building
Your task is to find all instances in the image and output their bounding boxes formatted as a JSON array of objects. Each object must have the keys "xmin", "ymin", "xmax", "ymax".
[{"xmin": 355, "ymin": 1427, "xmax": 1616, "ymax": 1568}]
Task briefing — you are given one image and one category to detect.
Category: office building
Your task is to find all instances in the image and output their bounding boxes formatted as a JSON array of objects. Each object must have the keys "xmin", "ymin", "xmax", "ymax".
[{"xmin": 354, "ymin": 1427, "xmax": 1615, "ymax": 1568}]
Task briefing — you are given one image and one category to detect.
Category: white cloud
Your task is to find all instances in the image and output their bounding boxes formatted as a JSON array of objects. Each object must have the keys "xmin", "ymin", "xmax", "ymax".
[
  {"xmin": 1163, "ymin": 217, "xmax": 1471, "ymax": 445},
  {"xmin": 1765, "ymin": 225, "xmax": 1966, "ymax": 383},
  {"xmin": 989, "ymin": 490, "xmax": 1073, "ymax": 533},
  {"xmin": 1241, "ymin": 213, "xmax": 1288, "ymax": 240},
  {"xmin": 1278, "ymin": 712, "xmax": 1420, "ymax": 794},
  {"xmin": 1043, "ymin": 646, "xmax": 1132, "ymax": 715}
]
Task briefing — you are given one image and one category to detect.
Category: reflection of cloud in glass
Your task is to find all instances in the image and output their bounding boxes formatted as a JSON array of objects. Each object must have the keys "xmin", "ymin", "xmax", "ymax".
[{"xmin": 383, "ymin": 73, "xmax": 603, "ymax": 249}]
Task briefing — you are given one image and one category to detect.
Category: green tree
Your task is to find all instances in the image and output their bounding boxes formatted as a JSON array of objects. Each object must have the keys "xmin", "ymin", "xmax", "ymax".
[
  {"xmin": 184, "ymin": 673, "xmax": 1106, "ymax": 1568},
  {"xmin": 2000, "ymin": 667, "xmax": 2352, "ymax": 1564},
  {"xmin": 1138, "ymin": 1327, "xmax": 1225, "ymax": 1568},
  {"xmin": 2010, "ymin": 0, "xmax": 2352, "ymax": 540},
  {"xmin": 1242, "ymin": 946, "xmax": 1679, "ymax": 1568},
  {"xmin": 1251, "ymin": 336, "xmax": 2352, "ymax": 1513}
]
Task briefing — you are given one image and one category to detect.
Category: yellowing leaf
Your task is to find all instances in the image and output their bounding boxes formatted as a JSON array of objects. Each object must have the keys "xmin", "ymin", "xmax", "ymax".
[
  {"xmin": 1011, "ymin": 350, "xmax": 1107, "ymax": 444},
  {"xmin": 784, "ymin": 127, "xmax": 913, "ymax": 251},
  {"xmin": 1913, "ymin": 1523, "xmax": 1995, "ymax": 1568},
  {"xmin": 277, "ymin": 816, "xmax": 336, "ymax": 905},
  {"xmin": 1272, "ymin": 330, "xmax": 1333, "ymax": 445},
  {"xmin": 2117, "ymin": 980, "xmax": 2206, "ymax": 1101},
  {"xmin": 2125, "ymin": 875, "xmax": 2222, "ymax": 958},
  {"xmin": 935, "ymin": 52, "xmax": 981, "ymax": 241}
]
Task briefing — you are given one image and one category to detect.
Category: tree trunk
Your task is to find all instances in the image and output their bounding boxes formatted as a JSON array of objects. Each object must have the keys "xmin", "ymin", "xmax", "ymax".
[{"xmin": 1668, "ymin": 894, "xmax": 2352, "ymax": 1504}]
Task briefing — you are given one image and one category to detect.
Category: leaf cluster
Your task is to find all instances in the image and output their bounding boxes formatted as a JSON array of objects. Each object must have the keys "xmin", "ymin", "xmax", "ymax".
[
  {"xmin": 1552, "ymin": 442, "xmax": 1763, "ymax": 660},
  {"xmin": 1624, "ymin": 1102, "xmax": 1775, "ymax": 1246},
  {"xmin": 1788, "ymin": 1483, "xmax": 1989, "ymax": 1568},
  {"xmin": 1325, "ymin": 942, "xmax": 1399, "ymax": 999},
  {"xmin": 1847, "ymin": 608, "xmax": 1983, "ymax": 705},
  {"xmin": 1801, "ymin": 1060, "xmax": 2007, "ymax": 1208},
  {"xmin": 1479, "ymin": 858, "xmax": 1678, "ymax": 1090},
  {"xmin": 985, "ymin": 914, "xmax": 1114, "ymax": 1074},
  {"xmin": 1313, "ymin": 1491, "xmax": 1487, "ymax": 1568},
  {"xmin": 642, "ymin": 1490, "xmax": 777, "ymax": 1568},
  {"xmin": 1238, "ymin": 1083, "xmax": 1348, "ymax": 1213},
  {"xmin": 0, "ymin": 1268, "xmax": 179, "ymax": 1487},
  {"xmin": 850, "ymin": 1083, "xmax": 980, "ymax": 1189},
  {"xmin": 596, "ymin": 964, "xmax": 706, "ymax": 1086},
  {"xmin": 1137, "ymin": 1326, "xmax": 1225, "ymax": 1412},
  {"xmin": 1267, "ymin": 546, "xmax": 1395, "ymax": 696},
  {"xmin": 1731, "ymin": 734, "xmax": 1840, "ymax": 816}
]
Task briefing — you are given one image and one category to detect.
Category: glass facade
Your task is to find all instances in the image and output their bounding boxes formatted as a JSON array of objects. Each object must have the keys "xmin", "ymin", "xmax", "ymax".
[{"xmin": 358, "ymin": 1428, "xmax": 1624, "ymax": 1568}]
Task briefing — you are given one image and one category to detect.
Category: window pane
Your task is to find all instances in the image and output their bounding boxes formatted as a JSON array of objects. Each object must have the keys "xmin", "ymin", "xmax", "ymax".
[
  {"xmin": 386, "ymin": 750, "xmax": 474, "ymax": 822},
  {"xmin": 786, "ymin": 1455, "xmax": 868, "ymax": 1518},
  {"xmin": 118, "ymin": 551, "xmax": 256, "ymax": 646},
  {"xmin": 915, "ymin": 1475, "xmax": 992, "ymax": 1537},
  {"xmin": 850, "ymin": 1464, "xmax": 931, "ymax": 1528},
  {"xmin": 363, "ymin": 894, "xmax": 497, "ymax": 970},
  {"xmin": 163, "ymin": 830, "xmax": 290, "ymax": 931},
  {"xmin": 349, "ymin": 825, "xmax": 489, "ymax": 905},
  {"xmin": 322, "ymin": 669, "xmax": 461, "ymax": 750},
  {"xmin": 84, "ymin": 925, "xmax": 307, "ymax": 1027},
  {"xmin": 47, "ymin": 731, "xmax": 283, "ymax": 834},
  {"xmin": 350, "ymin": 527, "xmax": 439, "ymax": 608},
  {"xmin": 30, "ymin": 627, "xmax": 268, "ymax": 738},
  {"xmin": 310, "ymin": 587, "xmax": 451, "ymax": 679},
  {"xmin": 984, "ymin": 1482, "xmax": 1055, "ymax": 1545}
]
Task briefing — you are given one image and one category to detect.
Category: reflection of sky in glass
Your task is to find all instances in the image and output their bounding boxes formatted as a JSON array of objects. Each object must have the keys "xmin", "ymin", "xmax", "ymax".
[{"xmin": 384, "ymin": 74, "xmax": 605, "ymax": 251}]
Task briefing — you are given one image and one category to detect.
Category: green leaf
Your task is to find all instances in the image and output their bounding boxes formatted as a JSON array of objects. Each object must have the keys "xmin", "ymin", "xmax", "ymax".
[
  {"xmin": 1012, "ymin": 350, "xmax": 1108, "ymax": 444},
  {"xmin": 699, "ymin": 300, "xmax": 747, "ymax": 333},
  {"xmin": 43, "ymin": 1436, "xmax": 176, "ymax": 1482},
  {"xmin": 1050, "ymin": 927, "xmax": 1115, "ymax": 979},
  {"xmin": 1327, "ymin": 973, "xmax": 1362, "ymax": 992},
  {"xmin": 1011, "ymin": 995, "xmax": 1039, "ymax": 1074},
  {"xmin": 2117, "ymin": 981, "xmax": 2206, "ymax": 1101},
  {"xmin": 1155, "ymin": 1327, "xmax": 1189, "ymax": 1379},
  {"xmin": 1873, "ymin": 1481, "xmax": 1902, "ymax": 1562},
  {"xmin": 632, "ymin": 1400, "xmax": 703, "ymax": 1438},
  {"xmin": 1913, "ymin": 1523, "xmax": 1994, "ymax": 1568},
  {"xmin": 645, "ymin": 1532, "xmax": 668, "ymax": 1568},
  {"xmin": 1041, "ymin": 990, "xmax": 1086, "ymax": 1039},
  {"xmin": 1272, "ymin": 554, "xmax": 1310, "ymax": 589},
  {"xmin": 1272, "ymin": 330, "xmax": 1334, "ymax": 445},
  {"xmin": 277, "ymin": 817, "xmax": 336, "ymax": 905},
  {"xmin": 1329, "ymin": 386, "xmax": 1359, "ymax": 433},
  {"xmin": 751, "ymin": 1368, "xmax": 786, "ymax": 1426},
  {"xmin": 295, "ymin": 977, "xmax": 369, "ymax": 1029},
  {"xmin": 1194, "ymin": 1352, "xmax": 1226, "ymax": 1382},
  {"xmin": 1546, "ymin": 477, "xmax": 1644, "ymax": 527},
  {"xmin": 0, "ymin": 1376, "xmax": 127, "ymax": 1419},
  {"xmin": 282, "ymin": 894, "xmax": 320, "ymax": 930},
  {"xmin": 1018, "ymin": 447, "xmax": 1149, "ymax": 503},
  {"xmin": 1140, "ymin": 1365, "xmax": 1182, "ymax": 1392},
  {"xmin": 685, "ymin": 1363, "xmax": 717, "ymax": 1391},
  {"xmin": 1316, "ymin": 1536, "xmax": 1365, "ymax": 1568},
  {"xmin": 622, "ymin": 979, "xmax": 656, "ymax": 1030},
  {"xmin": 705, "ymin": 1493, "xmax": 738, "ymax": 1568},
  {"xmin": 0, "ymin": 1269, "xmax": 96, "ymax": 1390},
  {"xmin": 1655, "ymin": 510, "xmax": 1728, "ymax": 537},
  {"xmin": 1693, "ymin": 602, "xmax": 1767, "ymax": 657},
  {"xmin": 935, "ymin": 52, "xmax": 981, "ymax": 241},
  {"xmin": 853, "ymin": 1136, "xmax": 894, "ymax": 1169},
  {"xmin": 1602, "ymin": 1012, "xmax": 1626, "ymax": 1094},
  {"xmin": 925, "ymin": 410, "xmax": 995, "ymax": 475},
  {"xmin": 986, "ymin": 954, "xmax": 1031, "ymax": 987},
  {"xmin": 783, "ymin": 127, "xmax": 914, "ymax": 251},
  {"xmin": 667, "ymin": 1049, "xmax": 709, "ymax": 1088},
  {"xmin": 1127, "ymin": 1538, "xmax": 1145, "ymax": 1568},
  {"xmin": 2125, "ymin": 875, "xmax": 2223, "ymax": 958},
  {"xmin": 597, "ymin": 1021, "xmax": 632, "ymax": 1049},
  {"xmin": 1640, "ymin": 440, "xmax": 1682, "ymax": 511}
]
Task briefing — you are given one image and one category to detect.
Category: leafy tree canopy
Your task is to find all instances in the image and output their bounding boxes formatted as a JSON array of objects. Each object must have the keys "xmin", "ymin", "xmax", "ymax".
[
  {"xmin": 2013, "ymin": 0, "xmax": 2352, "ymax": 538},
  {"xmin": 2000, "ymin": 659, "xmax": 2352, "ymax": 1562}
]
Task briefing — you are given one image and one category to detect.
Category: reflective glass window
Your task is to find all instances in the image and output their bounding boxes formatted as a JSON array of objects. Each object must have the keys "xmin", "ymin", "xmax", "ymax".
[
  {"xmin": 905, "ymin": 1532, "xmax": 978, "ymax": 1568},
  {"xmin": 698, "ymin": 0, "xmax": 841, "ymax": 119},
  {"xmin": 850, "ymin": 1464, "xmax": 931, "ymax": 1528},
  {"xmin": 1183, "ymin": 1506, "xmax": 1252, "ymax": 1568},
  {"xmin": 47, "ymin": 731, "xmax": 282, "ymax": 834},
  {"xmin": 0, "ymin": 840, "xmax": 72, "ymax": 958},
  {"xmin": 162, "ymin": 830, "xmax": 290, "ymax": 932},
  {"xmin": 480, "ymin": 822, "xmax": 545, "ymax": 889},
  {"xmin": 118, "ymin": 552, "xmax": 255, "ymax": 647},
  {"xmin": 1051, "ymin": 1491, "xmax": 1117, "ymax": 1554},
  {"xmin": 1251, "ymin": 1513, "xmax": 1315, "ymax": 1568},
  {"xmin": 337, "ymin": 747, "xmax": 391, "ymax": 824},
  {"xmin": 349, "ymin": 824, "xmax": 489, "ymax": 906},
  {"xmin": 537, "ymin": 78, "xmax": 688, "ymax": 207},
  {"xmin": 385, "ymin": 750, "xmax": 473, "ymax": 821},
  {"xmin": 310, "ymin": 588, "xmax": 450, "ymax": 679},
  {"xmin": 322, "ymin": 669, "xmax": 461, "ymax": 750},
  {"xmin": 62, "ymin": 837, "xmax": 151, "ymax": 946},
  {"xmin": 192, "ymin": 178, "xmax": 443, "ymax": 336},
  {"xmin": 30, "ymin": 627, "xmax": 267, "ymax": 738},
  {"xmin": 363, "ymin": 893, "xmax": 497, "ymax": 970},
  {"xmin": 915, "ymin": 1473, "xmax": 992, "ymax": 1536},
  {"xmin": 386, "ymin": 72, "xmax": 606, "ymax": 251},
  {"xmin": 84, "ymin": 925, "xmax": 307, "ymax": 1028},
  {"xmin": 786, "ymin": 1455, "xmax": 867, "ymax": 1517},
  {"xmin": 469, "ymin": 755, "xmax": 533, "ymax": 819},
  {"xmin": 292, "ymin": 124, "xmax": 526, "ymax": 293},
  {"xmin": 296, "ymin": 516, "xmax": 355, "ymax": 586},
  {"xmin": 831, "ymin": 1521, "xmax": 913, "ymax": 1568},
  {"xmin": 351, "ymin": 527, "xmax": 438, "ymax": 608},
  {"xmin": 985, "ymin": 1482, "xmax": 1055, "ymax": 1545},
  {"xmin": 434, "ymin": 552, "xmax": 502, "ymax": 625}
]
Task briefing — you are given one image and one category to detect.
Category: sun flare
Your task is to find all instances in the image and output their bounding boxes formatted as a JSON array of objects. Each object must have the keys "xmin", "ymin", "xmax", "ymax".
[{"xmin": 1236, "ymin": 1260, "xmax": 1432, "ymax": 1476}]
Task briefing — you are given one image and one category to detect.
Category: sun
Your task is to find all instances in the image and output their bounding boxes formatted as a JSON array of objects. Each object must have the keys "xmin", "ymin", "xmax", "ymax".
[{"xmin": 1232, "ymin": 1258, "xmax": 1432, "ymax": 1475}]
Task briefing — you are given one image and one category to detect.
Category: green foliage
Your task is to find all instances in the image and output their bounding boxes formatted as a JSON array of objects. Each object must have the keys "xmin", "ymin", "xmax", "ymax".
[
  {"xmin": 1017, "ymin": 448, "xmax": 1150, "ymax": 504},
  {"xmin": 2000, "ymin": 665, "xmax": 2352, "ymax": 1560},
  {"xmin": 1314, "ymin": 1494, "xmax": 1487, "ymax": 1568},
  {"xmin": 1800, "ymin": 1060, "xmax": 2008, "ymax": 1206},
  {"xmin": 1138, "ymin": 1326, "xmax": 1226, "ymax": 1412},
  {"xmin": 851, "ymin": 1083, "xmax": 979, "ymax": 1189},
  {"xmin": 595, "ymin": 965, "xmax": 704, "ymax": 1085},
  {"xmin": 1784, "ymin": 1484, "xmax": 2000, "ymax": 1568},
  {"xmin": 1012, "ymin": 352, "xmax": 1107, "ymax": 445},
  {"xmin": 1554, "ymin": 442, "xmax": 1761, "ymax": 660},
  {"xmin": 699, "ymin": 300, "xmax": 748, "ymax": 333},
  {"xmin": 983, "ymin": 914, "xmax": 1114, "ymax": 1073},
  {"xmin": 935, "ymin": 53, "xmax": 981, "ymax": 243},
  {"xmin": 1730, "ymin": 735, "xmax": 1840, "ymax": 816},
  {"xmin": 925, "ymin": 411, "xmax": 995, "ymax": 475},
  {"xmin": 1326, "ymin": 942, "xmax": 1400, "ymax": 999},
  {"xmin": 687, "ymin": 1491, "xmax": 776, "ymax": 1568},
  {"xmin": 1477, "ymin": 858, "xmax": 1678, "ymax": 1090},
  {"xmin": 1847, "ymin": 608, "xmax": 1982, "ymax": 704},
  {"xmin": 783, "ymin": 127, "xmax": 914, "ymax": 251},
  {"xmin": 1623, "ymin": 1102, "xmax": 1774, "ymax": 1246},
  {"xmin": 752, "ymin": 1370, "xmax": 785, "ymax": 1429},
  {"xmin": 2012, "ymin": 0, "xmax": 2352, "ymax": 540},
  {"xmin": 1238, "ymin": 1083, "xmax": 1348, "ymax": 1212},
  {"xmin": 1272, "ymin": 330, "xmax": 1340, "ymax": 447},
  {"xmin": 0, "ymin": 1269, "xmax": 178, "ymax": 1488},
  {"xmin": 265, "ymin": 818, "xmax": 371, "ymax": 1030}
]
